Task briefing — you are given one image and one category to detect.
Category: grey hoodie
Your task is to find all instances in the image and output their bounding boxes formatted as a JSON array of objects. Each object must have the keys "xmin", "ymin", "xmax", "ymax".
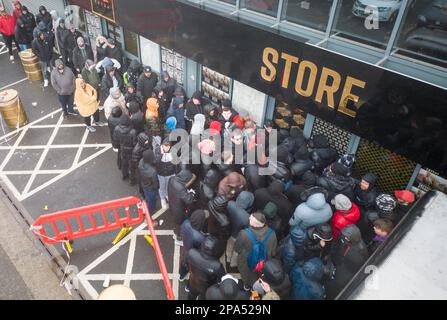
[
  {"xmin": 51, "ymin": 59, "xmax": 76, "ymax": 96},
  {"xmin": 289, "ymin": 193, "xmax": 333, "ymax": 228}
]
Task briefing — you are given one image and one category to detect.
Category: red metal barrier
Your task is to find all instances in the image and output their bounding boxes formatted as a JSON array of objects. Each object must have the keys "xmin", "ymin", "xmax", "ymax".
[
  {"xmin": 143, "ymin": 201, "xmax": 175, "ymax": 300},
  {"xmin": 31, "ymin": 197, "xmax": 145, "ymax": 244}
]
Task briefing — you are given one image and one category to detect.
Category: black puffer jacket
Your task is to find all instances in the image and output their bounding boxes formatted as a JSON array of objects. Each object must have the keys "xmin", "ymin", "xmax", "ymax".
[
  {"xmin": 130, "ymin": 110, "xmax": 146, "ymax": 136},
  {"xmin": 125, "ymin": 85, "xmax": 144, "ymax": 107},
  {"xmin": 325, "ymin": 225, "xmax": 368, "ymax": 299},
  {"xmin": 244, "ymin": 164, "xmax": 268, "ymax": 191},
  {"xmin": 138, "ymin": 150, "xmax": 159, "ymax": 191},
  {"xmin": 63, "ymin": 30, "xmax": 82, "ymax": 54},
  {"xmin": 353, "ymin": 173, "xmax": 378, "ymax": 212},
  {"xmin": 113, "ymin": 115, "xmax": 137, "ymax": 156},
  {"xmin": 206, "ymin": 277, "xmax": 250, "ymax": 300},
  {"xmin": 72, "ymin": 44, "xmax": 94, "ymax": 72},
  {"xmin": 261, "ymin": 259, "xmax": 292, "ymax": 300},
  {"xmin": 126, "ymin": 60, "xmax": 142, "ymax": 87},
  {"xmin": 157, "ymin": 71, "xmax": 177, "ymax": 102},
  {"xmin": 35, "ymin": 6, "xmax": 52, "ymax": 31},
  {"xmin": 254, "ymin": 180, "xmax": 293, "ymax": 221},
  {"xmin": 31, "ymin": 35, "xmax": 52, "ymax": 62},
  {"xmin": 137, "ymin": 72, "xmax": 158, "ymax": 102},
  {"xmin": 132, "ymin": 132, "xmax": 151, "ymax": 164},
  {"xmin": 168, "ymin": 169, "xmax": 196, "ymax": 224},
  {"xmin": 309, "ymin": 134, "xmax": 338, "ymax": 174},
  {"xmin": 154, "ymin": 142, "xmax": 177, "ymax": 177},
  {"xmin": 208, "ymin": 194, "xmax": 230, "ymax": 241},
  {"xmin": 286, "ymin": 171, "xmax": 318, "ymax": 207},
  {"xmin": 199, "ymin": 169, "xmax": 222, "ymax": 207},
  {"xmin": 280, "ymin": 128, "xmax": 306, "ymax": 155},
  {"xmin": 187, "ymin": 236, "xmax": 226, "ymax": 297},
  {"xmin": 227, "ymin": 191, "xmax": 254, "ymax": 238},
  {"xmin": 107, "ymin": 107, "xmax": 122, "ymax": 149},
  {"xmin": 290, "ymin": 145, "xmax": 314, "ymax": 181},
  {"xmin": 317, "ymin": 163, "xmax": 355, "ymax": 200},
  {"xmin": 15, "ymin": 8, "xmax": 35, "ymax": 45}
]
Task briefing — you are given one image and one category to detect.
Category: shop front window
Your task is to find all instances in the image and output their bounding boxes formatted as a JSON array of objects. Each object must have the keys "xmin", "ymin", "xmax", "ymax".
[
  {"xmin": 201, "ymin": 67, "xmax": 232, "ymax": 105},
  {"xmin": 332, "ymin": 0, "xmax": 402, "ymax": 49},
  {"xmin": 394, "ymin": 0, "xmax": 447, "ymax": 66},
  {"xmin": 282, "ymin": 0, "xmax": 335, "ymax": 32},
  {"xmin": 273, "ymin": 95, "xmax": 307, "ymax": 131},
  {"xmin": 106, "ymin": 21, "xmax": 123, "ymax": 49},
  {"xmin": 123, "ymin": 29, "xmax": 139, "ymax": 58},
  {"xmin": 161, "ymin": 47, "xmax": 185, "ymax": 86},
  {"xmin": 240, "ymin": 0, "xmax": 280, "ymax": 17}
]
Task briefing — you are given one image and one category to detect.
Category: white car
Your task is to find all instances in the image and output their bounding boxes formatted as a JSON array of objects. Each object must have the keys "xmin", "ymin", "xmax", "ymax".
[{"xmin": 352, "ymin": 0, "xmax": 403, "ymax": 22}]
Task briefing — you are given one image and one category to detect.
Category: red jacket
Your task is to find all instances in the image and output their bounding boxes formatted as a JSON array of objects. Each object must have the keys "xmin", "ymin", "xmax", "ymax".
[
  {"xmin": 332, "ymin": 202, "xmax": 360, "ymax": 239},
  {"xmin": 0, "ymin": 14, "xmax": 16, "ymax": 36}
]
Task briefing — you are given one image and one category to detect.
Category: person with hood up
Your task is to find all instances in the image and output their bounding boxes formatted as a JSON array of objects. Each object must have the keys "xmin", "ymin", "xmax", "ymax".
[
  {"xmin": 206, "ymin": 274, "xmax": 250, "ymax": 300},
  {"xmin": 155, "ymin": 138, "xmax": 177, "ymax": 209},
  {"xmin": 32, "ymin": 20, "xmax": 50, "ymax": 41},
  {"xmin": 62, "ymin": 23, "xmax": 82, "ymax": 67},
  {"xmin": 309, "ymin": 134, "xmax": 338, "ymax": 174},
  {"xmin": 290, "ymin": 257, "xmax": 326, "ymax": 300},
  {"xmin": 303, "ymin": 223, "xmax": 333, "ymax": 261},
  {"xmin": 81, "ymin": 59, "xmax": 100, "ymax": 91},
  {"xmin": 35, "ymin": 6, "xmax": 52, "ymax": 31},
  {"xmin": 125, "ymin": 83, "xmax": 144, "ymax": 107},
  {"xmin": 157, "ymin": 71, "xmax": 177, "ymax": 103},
  {"xmin": 179, "ymin": 209, "xmax": 208, "ymax": 281},
  {"xmin": 360, "ymin": 193, "xmax": 397, "ymax": 244},
  {"xmin": 289, "ymin": 192, "xmax": 333, "ymax": 229},
  {"xmin": 14, "ymin": 5, "xmax": 35, "ymax": 51},
  {"xmin": 331, "ymin": 194, "xmax": 360, "ymax": 240},
  {"xmin": 317, "ymin": 161, "xmax": 355, "ymax": 200},
  {"xmin": 185, "ymin": 91, "xmax": 204, "ymax": 131},
  {"xmin": 254, "ymin": 180, "xmax": 293, "ymax": 226},
  {"xmin": 325, "ymin": 224, "xmax": 368, "ymax": 299},
  {"xmin": 32, "ymin": 30, "xmax": 53, "ymax": 87},
  {"xmin": 204, "ymin": 103, "xmax": 219, "ymax": 128},
  {"xmin": 269, "ymin": 145, "xmax": 293, "ymax": 188},
  {"xmin": 168, "ymin": 169, "xmax": 197, "ymax": 240},
  {"xmin": 12, "ymin": 1, "xmax": 22, "ymax": 20},
  {"xmin": 74, "ymin": 78, "xmax": 102, "ymax": 133},
  {"xmin": 128, "ymin": 101, "xmax": 146, "ymax": 136},
  {"xmin": 167, "ymin": 96, "xmax": 186, "ymax": 130},
  {"xmin": 101, "ymin": 66, "xmax": 123, "ymax": 104},
  {"xmin": 103, "ymin": 87, "xmax": 126, "ymax": 120},
  {"xmin": 280, "ymin": 224, "xmax": 307, "ymax": 274},
  {"xmin": 145, "ymin": 93, "xmax": 160, "ymax": 136},
  {"xmin": 56, "ymin": 19, "xmax": 68, "ymax": 61},
  {"xmin": 113, "ymin": 114, "xmax": 137, "ymax": 180},
  {"xmin": 263, "ymin": 202, "xmax": 283, "ymax": 238},
  {"xmin": 207, "ymin": 192, "xmax": 231, "ymax": 256},
  {"xmin": 51, "ymin": 59, "xmax": 77, "ymax": 117},
  {"xmin": 198, "ymin": 169, "xmax": 221, "ymax": 208},
  {"xmin": 190, "ymin": 113, "xmax": 205, "ymax": 137},
  {"xmin": 156, "ymin": 87, "xmax": 170, "ymax": 124},
  {"xmin": 353, "ymin": 173, "xmax": 379, "ymax": 213},
  {"xmin": 130, "ymin": 131, "xmax": 151, "ymax": 185},
  {"xmin": 95, "ymin": 35, "xmax": 108, "ymax": 63},
  {"xmin": 124, "ymin": 59, "xmax": 142, "ymax": 88},
  {"xmin": 0, "ymin": 7, "xmax": 18, "ymax": 61},
  {"xmin": 290, "ymin": 145, "xmax": 315, "ymax": 181},
  {"xmin": 244, "ymin": 164, "xmax": 268, "ymax": 191},
  {"xmin": 107, "ymin": 106, "xmax": 122, "ymax": 153},
  {"xmin": 72, "ymin": 36, "xmax": 93, "ymax": 75},
  {"xmin": 226, "ymin": 191, "xmax": 255, "ymax": 267},
  {"xmin": 186, "ymin": 235, "xmax": 226, "ymax": 300},
  {"xmin": 105, "ymin": 38, "xmax": 123, "ymax": 68},
  {"xmin": 286, "ymin": 171, "xmax": 318, "ymax": 207},
  {"xmin": 252, "ymin": 259, "xmax": 291, "ymax": 300},
  {"xmin": 138, "ymin": 149, "xmax": 159, "ymax": 213},
  {"xmin": 137, "ymin": 66, "xmax": 158, "ymax": 106},
  {"xmin": 218, "ymin": 172, "xmax": 247, "ymax": 201},
  {"xmin": 235, "ymin": 212, "xmax": 278, "ymax": 289}
]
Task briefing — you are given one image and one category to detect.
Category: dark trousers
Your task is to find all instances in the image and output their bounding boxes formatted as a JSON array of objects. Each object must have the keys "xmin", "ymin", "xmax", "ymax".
[
  {"xmin": 143, "ymin": 188, "xmax": 158, "ymax": 214},
  {"xmin": 3, "ymin": 34, "xmax": 19, "ymax": 56},
  {"xmin": 121, "ymin": 152, "xmax": 131, "ymax": 179},
  {"xmin": 58, "ymin": 94, "xmax": 75, "ymax": 115},
  {"xmin": 84, "ymin": 109, "xmax": 100, "ymax": 126}
]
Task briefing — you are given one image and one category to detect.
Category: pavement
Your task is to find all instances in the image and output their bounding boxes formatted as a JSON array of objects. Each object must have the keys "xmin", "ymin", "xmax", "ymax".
[{"xmin": 0, "ymin": 46, "xmax": 189, "ymax": 300}]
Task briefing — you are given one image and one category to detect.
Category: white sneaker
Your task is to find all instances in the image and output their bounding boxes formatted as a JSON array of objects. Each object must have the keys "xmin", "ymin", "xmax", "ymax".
[
  {"xmin": 161, "ymin": 198, "xmax": 168, "ymax": 209},
  {"xmin": 86, "ymin": 126, "xmax": 96, "ymax": 133},
  {"xmin": 113, "ymin": 148, "xmax": 118, "ymax": 153},
  {"xmin": 43, "ymin": 79, "xmax": 49, "ymax": 87},
  {"xmin": 9, "ymin": 55, "xmax": 14, "ymax": 61}
]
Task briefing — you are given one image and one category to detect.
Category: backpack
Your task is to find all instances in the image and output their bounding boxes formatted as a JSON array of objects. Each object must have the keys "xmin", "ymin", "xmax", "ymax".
[{"xmin": 244, "ymin": 228, "xmax": 274, "ymax": 273}]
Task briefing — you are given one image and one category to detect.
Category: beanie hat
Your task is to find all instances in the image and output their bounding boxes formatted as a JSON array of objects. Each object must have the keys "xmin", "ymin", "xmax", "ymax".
[
  {"xmin": 143, "ymin": 66, "xmax": 152, "ymax": 73},
  {"xmin": 394, "ymin": 190, "xmax": 415, "ymax": 204},
  {"xmin": 221, "ymin": 99, "xmax": 232, "ymax": 109},
  {"xmin": 376, "ymin": 193, "xmax": 397, "ymax": 215},
  {"xmin": 77, "ymin": 36, "xmax": 85, "ymax": 46},
  {"xmin": 331, "ymin": 194, "xmax": 352, "ymax": 211},
  {"xmin": 262, "ymin": 202, "xmax": 277, "ymax": 219},
  {"xmin": 313, "ymin": 223, "xmax": 333, "ymax": 242},
  {"xmin": 209, "ymin": 121, "xmax": 222, "ymax": 135},
  {"xmin": 250, "ymin": 213, "xmax": 266, "ymax": 228},
  {"xmin": 338, "ymin": 154, "xmax": 356, "ymax": 169}
]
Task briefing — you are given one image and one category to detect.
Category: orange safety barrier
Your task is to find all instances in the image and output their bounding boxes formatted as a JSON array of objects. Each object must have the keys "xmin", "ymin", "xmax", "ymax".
[{"xmin": 31, "ymin": 197, "xmax": 145, "ymax": 244}]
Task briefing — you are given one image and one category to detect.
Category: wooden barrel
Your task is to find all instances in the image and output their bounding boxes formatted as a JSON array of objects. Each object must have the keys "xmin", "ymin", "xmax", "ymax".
[
  {"xmin": 19, "ymin": 49, "xmax": 42, "ymax": 81},
  {"xmin": 0, "ymin": 89, "xmax": 28, "ymax": 129}
]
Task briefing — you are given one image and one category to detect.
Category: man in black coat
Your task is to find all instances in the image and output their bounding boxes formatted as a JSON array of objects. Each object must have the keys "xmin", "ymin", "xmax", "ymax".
[
  {"xmin": 35, "ymin": 6, "xmax": 52, "ymax": 31},
  {"xmin": 185, "ymin": 91, "xmax": 204, "ymax": 131},
  {"xmin": 15, "ymin": 6, "xmax": 35, "ymax": 50},
  {"xmin": 72, "ymin": 36, "xmax": 93, "ymax": 75},
  {"xmin": 290, "ymin": 145, "xmax": 315, "ymax": 182},
  {"xmin": 124, "ymin": 83, "xmax": 144, "ymax": 108},
  {"xmin": 31, "ymin": 31, "xmax": 53, "ymax": 86},
  {"xmin": 353, "ymin": 173, "xmax": 378, "ymax": 212},
  {"xmin": 63, "ymin": 24, "xmax": 82, "ymax": 68},
  {"xmin": 107, "ymin": 106, "xmax": 122, "ymax": 154},
  {"xmin": 254, "ymin": 180, "xmax": 293, "ymax": 223},
  {"xmin": 128, "ymin": 101, "xmax": 146, "ymax": 136},
  {"xmin": 106, "ymin": 38, "xmax": 124, "ymax": 68},
  {"xmin": 138, "ymin": 149, "xmax": 159, "ymax": 213},
  {"xmin": 317, "ymin": 162, "xmax": 355, "ymax": 200},
  {"xmin": 206, "ymin": 274, "xmax": 250, "ymax": 300},
  {"xmin": 309, "ymin": 134, "xmax": 338, "ymax": 174},
  {"xmin": 157, "ymin": 71, "xmax": 177, "ymax": 103},
  {"xmin": 56, "ymin": 19, "xmax": 68, "ymax": 61},
  {"xmin": 137, "ymin": 66, "xmax": 159, "ymax": 107},
  {"xmin": 113, "ymin": 114, "xmax": 137, "ymax": 180},
  {"xmin": 130, "ymin": 131, "xmax": 151, "ymax": 186},
  {"xmin": 186, "ymin": 235, "xmax": 226, "ymax": 300},
  {"xmin": 167, "ymin": 169, "xmax": 197, "ymax": 240}
]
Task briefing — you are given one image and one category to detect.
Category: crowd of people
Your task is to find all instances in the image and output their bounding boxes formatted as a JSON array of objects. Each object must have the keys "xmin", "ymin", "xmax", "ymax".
[{"xmin": 2, "ymin": 2, "xmax": 419, "ymax": 301}]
